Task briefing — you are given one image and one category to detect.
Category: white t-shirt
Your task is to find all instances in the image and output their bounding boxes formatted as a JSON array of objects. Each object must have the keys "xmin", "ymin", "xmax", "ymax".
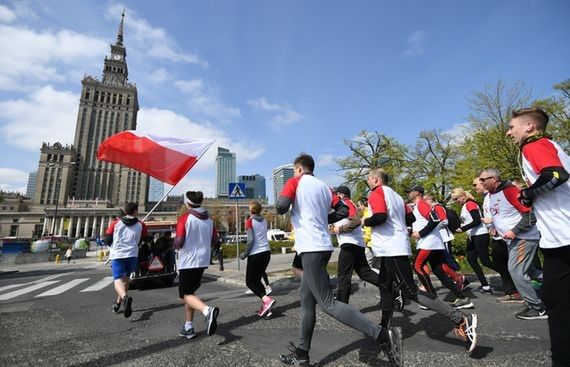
[
  {"xmin": 482, "ymin": 183, "xmax": 540, "ymax": 244},
  {"xmin": 280, "ymin": 174, "xmax": 333, "ymax": 254},
  {"xmin": 334, "ymin": 198, "xmax": 365, "ymax": 248},
  {"xmin": 367, "ymin": 185, "xmax": 412, "ymax": 257},
  {"xmin": 460, "ymin": 200, "xmax": 488, "ymax": 236},
  {"xmin": 176, "ymin": 208, "xmax": 216, "ymax": 269},
  {"xmin": 521, "ymin": 137, "xmax": 570, "ymax": 249},
  {"xmin": 245, "ymin": 216, "xmax": 270, "ymax": 255},
  {"xmin": 106, "ymin": 216, "xmax": 147, "ymax": 260},
  {"xmin": 412, "ymin": 200, "xmax": 445, "ymax": 250}
]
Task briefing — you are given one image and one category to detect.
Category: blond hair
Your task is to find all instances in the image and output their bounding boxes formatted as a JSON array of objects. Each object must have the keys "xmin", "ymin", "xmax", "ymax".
[
  {"xmin": 249, "ymin": 201, "xmax": 262, "ymax": 215},
  {"xmin": 451, "ymin": 187, "xmax": 475, "ymax": 201}
]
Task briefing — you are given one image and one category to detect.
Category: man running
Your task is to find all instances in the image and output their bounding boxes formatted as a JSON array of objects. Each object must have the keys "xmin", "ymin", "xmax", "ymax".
[
  {"xmin": 105, "ymin": 202, "xmax": 148, "ymax": 318},
  {"xmin": 507, "ymin": 107, "xmax": 570, "ymax": 366},
  {"xmin": 364, "ymin": 169, "xmax": 478, "ymax": 354},
  {"xmin": 276, "ymin": 154, "xmax": 400, "ymax": 366}
]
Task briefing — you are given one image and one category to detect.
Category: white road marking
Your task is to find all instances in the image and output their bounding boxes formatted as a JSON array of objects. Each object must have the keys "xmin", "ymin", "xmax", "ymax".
[
  {"xmin": 0, "ymin": 273, "xmax": 69, "ymax": 293},
  {"xmin": 80, "ymin": 276, "xmax": 114, "ymax": 292},
  {"xmin": 36, "ymin": 278, "xmax": 90, "ymax": 297},
  {"xmin": 0, "ymin": 281, "xmax": 60, "ymax": 300}
]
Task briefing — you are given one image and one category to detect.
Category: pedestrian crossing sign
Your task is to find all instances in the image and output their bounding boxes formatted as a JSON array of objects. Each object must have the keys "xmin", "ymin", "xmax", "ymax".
[{"xmin": 228, "ymin": 182, "xmax": 246, "ymax": 199}]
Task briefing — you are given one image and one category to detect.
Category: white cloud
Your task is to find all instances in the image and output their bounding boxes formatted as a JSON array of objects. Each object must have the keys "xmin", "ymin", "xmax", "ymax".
[
  {"xmin": 404, "ymin": 30, "xmax": 429, "ymax": 58},
  {"xmin": 148, "ymin": 68, "xmax": 170, "ymax": 83},
  {"xmin": 0, "ymin": 24, "xmax": 107, "ymax": 91},
  {"xmin": 165, "ymin": 175, "xmax": 216, "ymax": 198},
  {"xmin": 137, "ymin": 107, "xmax": 264, "ymax": 171},
  {"xmin": 317, "ymin": 154, "xmax": 337, "ymax": 167},
  {"xmin": 443, "ymin": 122, "xmax": 470, "ymax": 143},
  {"xmin": 0, "ymin": 85, "xmax": 78, "ymax": 150},
  {"xmin": 0, "ymin": 4, "xmax": 16, "ymax": 23},
  {"xmin": 174, "ymin": 79, "xmax": 242, "ymax": 123},
  {"xmin": 0, "ymin": 167, "xmax": 29, "ymax": 194},
  {"xmin": 247, "ymin": 97, "xmax": 303, "ymax": 127},
  {"xmin": 106, "ymin": 4, "xmax": 208, "ymax": 67}
]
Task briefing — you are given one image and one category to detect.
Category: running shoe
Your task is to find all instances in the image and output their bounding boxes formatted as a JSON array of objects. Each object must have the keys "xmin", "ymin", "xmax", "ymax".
[
  {"xmin": 455, "ymin": 314, "xmax": 478, "ymax": 353},
  {"xmin": 279, "ymin": 341, "xmax": 310, "ymax": 366},
  {"xmin": 475, "ymin": 286, "xmax": 492, "ymax": 294},
  {"xmin": 245, "ymin": 289, "xmax": 254, "ymax": 295},
  {"xmin": 496, "ymin": 293, "xmax": 524, "ymax": 304},
  {"xmin": 259, "ymin": 297, "xmax": 275, "ymax": 317},
  {"xmin": 265, "ymin": 285, "xmax": 273, "ymax": 295},
  {"xmin": 178, "ymin": 326, "xmax": 196, "ymax": 339},
  {"xmin": 515, "ymin": 307, "xmax": 548, "ymax": 320},
  {"xmin": 112, "ymin": 302, "xmax": 121, "ymax": 314},
  {"xmin": 122, "ymin": 295, "xmax": 133, "ymax": 318},
  {"xmin": 205, "ymin": 306, "xmax": 220, "ymax": 336},
  {"xmin": 377, "ymin": 326, "xmax": 403, "ymax": 367},
  {"xmin": 450, "ymin": 297, "xmax": 474, "ymax": 309}
]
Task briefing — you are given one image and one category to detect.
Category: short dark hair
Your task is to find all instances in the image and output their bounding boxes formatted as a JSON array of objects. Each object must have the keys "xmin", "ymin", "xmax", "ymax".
[
  {"xmin": 511, "ymin": 107, "xmax": 549, "ymax": 132},
  {"xmin": 294, "ymin": 153, "xmax": 315, "ymax": 173},
  {"xmin": 186, "ymin": 191, "xmax": 204, "ymax": 207},
  {"xmin": 124, "ymin": 202, "xmax": 138, "ymax": 215}
]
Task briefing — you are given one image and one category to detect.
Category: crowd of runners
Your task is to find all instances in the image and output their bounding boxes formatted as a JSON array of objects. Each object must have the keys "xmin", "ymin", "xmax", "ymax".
[{"xmin": 104, "ymin": 107, "xmax": 569, "ymax": 367}]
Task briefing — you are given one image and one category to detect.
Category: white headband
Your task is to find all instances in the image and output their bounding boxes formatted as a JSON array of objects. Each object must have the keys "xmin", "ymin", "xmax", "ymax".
[{"xmin": 184, "ymin": 195, "xmax": 198, "ymax": 206}]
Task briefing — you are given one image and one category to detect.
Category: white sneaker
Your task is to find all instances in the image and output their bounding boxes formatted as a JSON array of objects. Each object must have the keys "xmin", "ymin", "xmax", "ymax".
[
  {"xmin": 245, "ymin": 289, "xmax": 254, "ymax": 295},
  {"xmin": 265, "ymin": 285, "xmax": 273, "ymax": 295}
]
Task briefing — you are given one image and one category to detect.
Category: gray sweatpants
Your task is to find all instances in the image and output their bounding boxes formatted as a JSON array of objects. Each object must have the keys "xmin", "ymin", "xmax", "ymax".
[
  {"xmin": 299, "ymin": 251, "xmax": 382, "ymax": 351},
  {"xmin": 507, "ymin": 238, "xmax": 544, "ymax": 310}
]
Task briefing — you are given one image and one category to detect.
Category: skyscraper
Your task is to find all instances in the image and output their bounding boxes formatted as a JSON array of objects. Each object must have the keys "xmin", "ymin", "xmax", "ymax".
[
  {"xmin": 216, "ymin": 147, "xmax": 236, "ymax": 198},
  {"xmin": 272, "ymin": 163, "xmax": 294, "ymax": 203},
  {"xmin": 26, "ymin": 171, "xmax": 37, "ymax": 200},
  {"xmin": 70, "ymin": 12, "xmax": 147, "ymax": 206},
  {"xmin": 147, "ymin": 177, "xmax": 165, "ymax": 202},
  {"xmin": 238, "ymin": 174, "xmax": 266, "ymax": 200}
]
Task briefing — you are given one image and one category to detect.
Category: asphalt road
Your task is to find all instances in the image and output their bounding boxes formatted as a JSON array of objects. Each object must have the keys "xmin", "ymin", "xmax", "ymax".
[{"xmin": 0, "ymin": 263, "xmax": 551, "ymax": 367}]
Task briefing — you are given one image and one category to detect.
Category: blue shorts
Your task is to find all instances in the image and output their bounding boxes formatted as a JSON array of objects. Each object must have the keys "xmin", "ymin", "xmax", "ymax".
[{"xmin": 111, "ymin": 257, "xmax": 138, "ymax": 280}]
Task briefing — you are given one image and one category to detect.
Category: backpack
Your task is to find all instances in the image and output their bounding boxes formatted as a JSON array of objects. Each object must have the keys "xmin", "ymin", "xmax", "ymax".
[{"xmin": 445, "ymin": 207, "xmax": 462, "ymax": 232}]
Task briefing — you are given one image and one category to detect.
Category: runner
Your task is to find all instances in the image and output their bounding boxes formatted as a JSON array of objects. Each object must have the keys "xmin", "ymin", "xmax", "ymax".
[
  {"xmin": 450, "ymin": 188, "xmax": 495, "ymax": 294},
  {"xmin": 507, "ymin": 107, "xmax": 570, "ymax": 366},
  {"xmin": 479, "ymin": 168, "xmax": 545, "ymax": 319},
  {"xmin": 104, "ymin": 202, "xmax": 148, "ymax": 318},
  {"xmin": 408, "ymin": 186, "xmax": 472, "ymax": 309},
  {"xmin": 330, "ymin": 185, "xmax": 380, "ymax": 304},
  {"xmin": 239, "ymin": 201, "xmax": 276, "ymax": 317},
  {"xmin": 174, "ymin": 191, "xmax": 220, "ymax": 339},
  {"xmin": 364, "ymin": 169, "xmax": 478, "ymax": 354},
  {"xmin": 276, "ymin": 154, "xmax": 400, "ymax": 367}
]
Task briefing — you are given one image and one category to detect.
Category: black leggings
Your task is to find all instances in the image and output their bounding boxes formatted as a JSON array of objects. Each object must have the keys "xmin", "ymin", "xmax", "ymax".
[
  {"xmin": 491, "ymin": 238, "xmax": 517, "ymax": 294},
  {"xmin": 466, "ymin": 233, "xmax": 493, "ymax": 286},
  {"xmin": 245, "ymin": 251, "xmax": 271, "ymax": 299}
]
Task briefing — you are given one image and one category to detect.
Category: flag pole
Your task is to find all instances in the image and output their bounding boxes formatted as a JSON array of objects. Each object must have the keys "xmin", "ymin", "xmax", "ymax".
[{"xmin": 141, "ymin": 142, "xmax": 214, "ymax": 223}]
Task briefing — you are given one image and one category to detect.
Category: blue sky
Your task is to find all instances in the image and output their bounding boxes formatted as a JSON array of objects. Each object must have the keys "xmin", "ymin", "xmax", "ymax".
[{"xmin": 0, "ymin": 0, "xmax": 568, "ymax": 200}]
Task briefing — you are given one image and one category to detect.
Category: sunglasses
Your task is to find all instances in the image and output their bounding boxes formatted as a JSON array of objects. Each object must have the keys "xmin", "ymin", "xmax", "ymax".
[
  {"xmin": 472, "ymin": 184, "xmax": 478, "ymax": 187},
  {"xmin": 479, "ymin": 176, "xmax": 495, "ymax": 182}
]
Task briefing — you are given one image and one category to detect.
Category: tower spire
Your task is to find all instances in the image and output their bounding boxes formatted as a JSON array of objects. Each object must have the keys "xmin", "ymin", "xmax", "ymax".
[{"xmin": 116, "ymin": 10, "xmax": 125, "ymax": 46}]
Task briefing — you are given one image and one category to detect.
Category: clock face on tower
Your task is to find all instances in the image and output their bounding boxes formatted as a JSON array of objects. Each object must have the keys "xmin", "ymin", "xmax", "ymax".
[{"xmin": 112, "ymin": 54, "xmax": 122, "ymax": 61}]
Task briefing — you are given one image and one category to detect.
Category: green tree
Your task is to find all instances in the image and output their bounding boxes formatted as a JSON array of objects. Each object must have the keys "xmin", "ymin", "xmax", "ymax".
[
  {"xmin": 453, "ymin": 80, "xmax": 532, "ymax": 191},
  {"xmin": 534, "ymin": 79, "xmax": 570, "ymax": 153},
  {"xmin": 336, "ymin": 130, "xmax": 408, "ymax": 198},
  {"xmin": 402, "ymin": 129, "xmax": 460, "ymax": 200}
]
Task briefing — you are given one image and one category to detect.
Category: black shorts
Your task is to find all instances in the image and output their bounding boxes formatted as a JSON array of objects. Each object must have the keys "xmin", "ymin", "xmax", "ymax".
[
  {"xmin": 292, "ymin": 252, "xmax": 303, "ymax": 269},
  {"xmin": 178, "ymin": 268, "xmax": 206, "ymax": 298}
]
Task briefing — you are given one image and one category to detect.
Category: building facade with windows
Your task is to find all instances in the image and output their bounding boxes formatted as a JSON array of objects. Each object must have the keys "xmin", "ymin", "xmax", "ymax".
[
  {"xmin": 215, "ymin": 147, "xmax": 236, "ymax": 198},
  {"xmin": 272, "ymin": 163, "xmax": 294, "ymax": 204},
  {"xmin": 26, "ymin": 171, "xmax": 37, "ymax": 200},
  {"xmin": 238, "ymin": 174, "xmax": 266, "ymax": 200}
]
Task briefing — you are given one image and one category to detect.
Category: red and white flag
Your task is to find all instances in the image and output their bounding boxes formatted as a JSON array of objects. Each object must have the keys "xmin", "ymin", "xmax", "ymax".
[{"xmin": 97, "ymin": 131, "xmax": 215, "ymax": 185}]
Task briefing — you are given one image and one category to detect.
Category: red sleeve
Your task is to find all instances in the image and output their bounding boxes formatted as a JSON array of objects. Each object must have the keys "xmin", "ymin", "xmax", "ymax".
[
  {"xmin": 465, "ymin": 201, "xmax": 479, "ymax": 212},
  {"xmin": 140, "ymin": 222, "xmax": 148, "ymax": 237},
  {"xmin": 245, "ymin": 217, "xmax": 253, "ymax": 230},
  {"xmin": 417, "ymin": 200, "xmax": 432, "ymax": 220},
  {"xmin": 105, "ymin": 218, "xmax": 119, "ymax": 235},
  {"xmin": 176, "ymin": 213, "xmax": 189, "ymax": 238},
  {"xmin": 503, "ymin": 185, "xmax": 532, "ymax": 213},
  {"xmin": 345, "ymin": 199, "xmax": 358, "ymax": 217},
  {"xmin": 522, "ymin": 138, "xmax": 564, "ymax": 174},
  {"xmin": 280, "ymin": 175, "xmax": 301, "ymax": 202},
  {"xmin": 405, "ymin": 204, "xmax": 413, "ymax": 214},
  {"xmin": 369, "ymin": 187, "xmax": 387, "ymax": 215},
  {"xmin": 434, "ymin": 204, "xmax": 447, "ymax": 219}
]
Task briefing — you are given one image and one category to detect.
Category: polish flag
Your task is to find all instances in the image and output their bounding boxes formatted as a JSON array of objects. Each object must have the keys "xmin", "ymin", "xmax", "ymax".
[{"xmin": 97, "ymin": 131, "xmax": 215, "ymax": 185}]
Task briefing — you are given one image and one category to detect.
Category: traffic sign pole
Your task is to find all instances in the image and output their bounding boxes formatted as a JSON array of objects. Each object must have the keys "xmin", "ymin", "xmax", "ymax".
[
  {"xmin": 235, "ymin": 199, "xmax": 240, "ymax": 271},
  {"xmin": 228, "ymin": 182, "xmax": 246, "ymax": 271}
]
